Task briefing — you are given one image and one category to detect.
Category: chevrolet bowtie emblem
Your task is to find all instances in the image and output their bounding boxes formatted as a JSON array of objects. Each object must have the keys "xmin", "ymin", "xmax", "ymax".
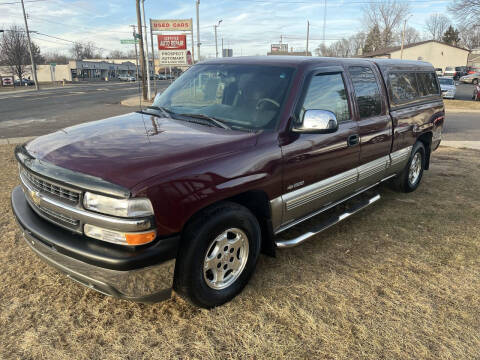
[{"xmin": 30, "ymin": 190, "xmax": 41, "ymax": 206}]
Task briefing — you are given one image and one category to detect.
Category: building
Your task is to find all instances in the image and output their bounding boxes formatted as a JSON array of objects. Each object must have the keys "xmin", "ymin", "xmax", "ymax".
[
  {"xmin": 267, "ymin": 50, "xmax": 312, "ymax": 56},
  {"xmin": 362, "ymin": 40, "xmax": 470, "ymax": 72},
  {"xmin": 0, "ymin": 59, "xmax": 138, "ymax": 83}
]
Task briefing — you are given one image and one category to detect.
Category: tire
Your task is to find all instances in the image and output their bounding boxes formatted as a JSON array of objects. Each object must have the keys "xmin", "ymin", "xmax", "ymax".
[
  {"xmin": 392, "ymin": 141, "xmax": 426, "ymax": 193},
  {"xmin": 173, "ymin": 202, "xmax": 261, "ymax": 308}
]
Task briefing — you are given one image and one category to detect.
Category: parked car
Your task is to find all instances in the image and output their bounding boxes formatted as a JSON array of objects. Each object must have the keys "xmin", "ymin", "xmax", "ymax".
[
  {"xmin": 11, "ymin": 57, "xmax": 444, "ymax": 308},
  {"xmin": 119, "ymin": 75, "xmax": 136, "ymax": 82},
  {"xmin": 438, "ymin": 77, "xmax": 456, "ymax": 99},
  {"xmin": 468, "ymin": 67, "xmax": 480, "ymax": 74},
  {"xmin": 435, "ymin": 68, "xmax": 443, "ymax": 76},
  {"xmin": 14, "ymin": 78, "xmax": 35, "ymax": 86},
  {"xmin": 443, "ymin": 66, "xmax": 457, "ymax": 78},
  {"xmin": 455, "ymin": 66, "xmax": 468, "ymax": 78},
  {"xmin": 459, "ymin": 72, "xmax": 480, "ymax": 85}
]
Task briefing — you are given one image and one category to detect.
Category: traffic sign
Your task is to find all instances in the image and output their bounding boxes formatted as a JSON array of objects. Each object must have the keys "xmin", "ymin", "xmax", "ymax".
[
  {"xmin": 50, "ymin": 63, "xmax": 56, "ymax": 67},
  {"xmin": 134, "ymin": 33, "xmax": 141, "ymax": 39},
  {"xmin": 120, "ymin": 39, "xmax": 139, "ymax": 44}
]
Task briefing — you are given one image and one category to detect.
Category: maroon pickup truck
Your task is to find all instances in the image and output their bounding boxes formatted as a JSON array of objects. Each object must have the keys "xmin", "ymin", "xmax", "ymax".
[{"xmin": 11, "ymin": 56, "xmax": 444, "ymax": 308}]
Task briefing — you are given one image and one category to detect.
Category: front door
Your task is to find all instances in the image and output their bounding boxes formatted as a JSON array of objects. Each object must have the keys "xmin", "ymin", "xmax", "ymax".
[{"xmin": 279, "ymin": 68, "xmax": 360, "ymax": 228}]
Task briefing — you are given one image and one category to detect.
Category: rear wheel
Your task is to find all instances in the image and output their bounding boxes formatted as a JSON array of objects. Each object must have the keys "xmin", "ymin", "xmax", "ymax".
[
  {"xmin": 174, "ymin": 202, "xmax": 261, "ymax": 308},
  {"xmin": 392, "ymin": 142, "xmax": 426, "ymax": 193}
]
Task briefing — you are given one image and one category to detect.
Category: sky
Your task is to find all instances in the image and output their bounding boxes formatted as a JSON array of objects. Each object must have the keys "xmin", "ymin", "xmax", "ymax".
[{"xmin": 0, "ymin": 0, "xmax": 452, "ymax": 59}]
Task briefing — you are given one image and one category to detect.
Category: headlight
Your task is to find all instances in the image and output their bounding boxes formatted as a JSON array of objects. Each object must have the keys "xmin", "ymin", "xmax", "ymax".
[{"xmin": 83, "ymin": 192, "xmax": 154, "ymax": 217}]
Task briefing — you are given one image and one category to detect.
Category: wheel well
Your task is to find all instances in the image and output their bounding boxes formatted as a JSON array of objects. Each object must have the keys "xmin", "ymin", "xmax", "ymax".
[
  {"xmin": 417, "ymin": 132, "xmax": 432, "ymax": 170},
  {"xmin": 227, "ymin": 191, "xmax": 276, "ymax": 257}
]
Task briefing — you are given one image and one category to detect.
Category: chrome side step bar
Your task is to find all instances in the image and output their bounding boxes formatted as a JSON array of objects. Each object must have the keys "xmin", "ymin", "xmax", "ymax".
[{"xmin": 275, "ymin": 194, "xmax": 381, "ymax": 249}]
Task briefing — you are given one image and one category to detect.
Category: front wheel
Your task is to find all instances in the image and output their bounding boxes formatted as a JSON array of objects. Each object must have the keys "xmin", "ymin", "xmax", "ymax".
[
  {"xmin": 173, "ymin": 202, "xmax": 261, "ymax": 308},
  {"xmin": 392, "ymin": 142, "xmax": 426, "ymax": 193}
]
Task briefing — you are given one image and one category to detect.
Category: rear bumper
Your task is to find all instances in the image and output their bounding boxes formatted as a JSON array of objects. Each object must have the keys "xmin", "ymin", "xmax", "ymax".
[{"xmin": 11, "ymin": 185, "xmax": 178, "ymax": 303}]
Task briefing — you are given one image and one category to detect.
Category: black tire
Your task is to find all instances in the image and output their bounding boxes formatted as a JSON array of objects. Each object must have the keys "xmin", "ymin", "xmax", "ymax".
[
  {"xmin": 173, "ymin": 202, "xmax": 261, "ymax": 308},
  {"xmin": 473, "ymin": 79, "xmax": 479, "ymax": 85},
  {"xmin": 392, "ymin": 142, "xmax": 426, "ymax": 193}
]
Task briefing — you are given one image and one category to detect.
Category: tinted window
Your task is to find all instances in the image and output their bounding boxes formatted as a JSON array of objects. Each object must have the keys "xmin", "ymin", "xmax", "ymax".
[
  {"xmin": 439, "ymin": 78, "xmax": 454, "ymax": 86},
  {"xmin": 417, "ymin": 72, "xmax": 440, "ymax": 96},
  {"xmin": 388, "ymin": 72, "xmax": 419, "ymax": 104},
  {"xmin": 349, "ymin": 66, "xmax": 382, "ymax": 118},
  {"xmin": 300, "ymin": 73, "xmax": 350, "ymax": 123}
]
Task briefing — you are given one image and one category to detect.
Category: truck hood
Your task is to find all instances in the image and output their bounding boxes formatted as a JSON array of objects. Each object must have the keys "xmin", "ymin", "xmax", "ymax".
[{"xmin": 25, "ymin": 112, "xmax": 258, "ymax": 190}]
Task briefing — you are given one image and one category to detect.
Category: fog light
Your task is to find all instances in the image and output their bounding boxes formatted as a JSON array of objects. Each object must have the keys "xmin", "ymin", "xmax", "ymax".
[{"xmin": 84, "ymin": 224, "xmax": 156, "ymax": 246}]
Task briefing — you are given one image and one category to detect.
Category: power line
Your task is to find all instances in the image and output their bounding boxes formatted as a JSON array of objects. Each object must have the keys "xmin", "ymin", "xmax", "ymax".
[{"xmin": 0, "ymin": 0, "xmax": 49, "ymax": 5}]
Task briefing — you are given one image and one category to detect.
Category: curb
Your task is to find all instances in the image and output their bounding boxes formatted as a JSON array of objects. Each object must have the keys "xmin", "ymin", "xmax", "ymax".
[
  {"xmin": 121, "ymin": 95, "xmax": 153, "ymax": 107},
  {"xmin": 440, "ymin": 141, "xmax": 480, "ymax": 150}
]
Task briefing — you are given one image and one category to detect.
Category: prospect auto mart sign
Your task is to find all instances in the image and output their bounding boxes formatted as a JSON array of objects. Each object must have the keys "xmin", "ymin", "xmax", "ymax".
[
  {"xmin": 159, "ymin": 50, "xmax": 187, "ymax": 65},
  {"xmin": 158, "ymin": 35, "xmax": 186, "ymax": 50},
  {"xmin": 151, "ymin": 19, "xmax": 192, "ymax": 32}
]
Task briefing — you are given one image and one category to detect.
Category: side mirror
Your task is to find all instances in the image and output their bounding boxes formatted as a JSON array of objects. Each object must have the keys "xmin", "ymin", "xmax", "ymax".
[{"xmin": 293, "ymin": 110, "xmax": 338, "ymax": 134}]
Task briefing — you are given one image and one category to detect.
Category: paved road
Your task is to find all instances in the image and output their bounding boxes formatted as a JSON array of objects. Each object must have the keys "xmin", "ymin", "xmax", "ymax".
[
  {"xmin": 0, "ymin": 81, "xmax": 169, "ymax": 138},
  {"xmin": 444, "ymin": 112, "xmax": 480, "ymax": 141},
  {"xmin": 0, "ymin": 81, "xmax": 477, "ymax": 142}
]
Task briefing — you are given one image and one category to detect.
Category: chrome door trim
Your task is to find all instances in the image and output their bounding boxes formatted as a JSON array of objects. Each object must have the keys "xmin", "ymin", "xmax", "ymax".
[{"xmin": 271, "ymin": 146, "xmax": 413, "ymax": 232}]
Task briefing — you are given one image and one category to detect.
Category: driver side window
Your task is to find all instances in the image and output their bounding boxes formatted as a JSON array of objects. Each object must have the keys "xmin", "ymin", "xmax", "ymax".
[{"xmin": 299, "ymin": 73, "xmax": 351, "ymax": 124}]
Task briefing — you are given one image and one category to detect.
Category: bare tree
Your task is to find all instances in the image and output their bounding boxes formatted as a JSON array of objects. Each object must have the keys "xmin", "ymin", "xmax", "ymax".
[
  {"xmin": 315, "ymin": 32, "xmax": 367, "ymax": 57},
  {"xmin": 404, "ymin": 27, "xmax": 422, "ymax": 45},
  {"xmin": 70, "ymin": 41, "xmax": 101, "ymax": 60},
  {"xmin": 42, "ymin": 52, "xmax": 69, "ymax": 65},
  {"xmin": 424, "ymin": 13, "xmax": 451, "ymax": 41},
  {"xmin": 107, "ymin": 50, "xmax": 127, "ymax": 59},
  {"xmin": 458, "ymin": 25, "xmax": 480, "ymax": 49},
  {"xmin": 362, "ymin": 0, "xmax": 410, "ymax": 48},
  {"xmin": 449, "ymin": 0, "xmax": 480, "ymax": 28},
  {"xmin": 0, "ymin": 25, "xmax": 43, "ymax": 80}
]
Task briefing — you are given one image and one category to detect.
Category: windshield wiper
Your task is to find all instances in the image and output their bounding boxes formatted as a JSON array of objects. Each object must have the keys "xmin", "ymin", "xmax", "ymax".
[
  {"xmin": 146, "ymin": 105, "xmax": 175, "ymax": 118},
  {"xmin": 177, "ymin": 113, "xmax": 231, "ymax": 129}
]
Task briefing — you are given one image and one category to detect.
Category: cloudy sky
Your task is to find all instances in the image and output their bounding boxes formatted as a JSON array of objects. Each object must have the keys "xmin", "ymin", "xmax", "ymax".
[{"xmin": 1, "ymin": 0, "xmax": 452, "ymax": 58}]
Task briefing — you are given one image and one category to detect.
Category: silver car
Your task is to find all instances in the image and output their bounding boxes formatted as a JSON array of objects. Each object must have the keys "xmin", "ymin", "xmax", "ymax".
[
  {"xmin": 438, "ymin": 77, "xmax": 456, "ymax": 99},
  {"xmin": 459, "ymin": 73, "xmax": 480, "ymax": 85}
]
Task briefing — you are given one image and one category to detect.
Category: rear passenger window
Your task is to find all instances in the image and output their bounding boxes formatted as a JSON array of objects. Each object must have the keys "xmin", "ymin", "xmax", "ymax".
[
  {"xmin": 388, "ymin": 72, "xmax": 419, "ymax": 104},
  {"xmin": 300, "ymin": 73, "xmax": 350, "ymax": 123},
  {"xmin": 417, "ymin": 72, "xmax": 440, "ymax": 96},
  {"xmin": 349, "ymin": 66, "xmax": 382, "ymax": 118}
]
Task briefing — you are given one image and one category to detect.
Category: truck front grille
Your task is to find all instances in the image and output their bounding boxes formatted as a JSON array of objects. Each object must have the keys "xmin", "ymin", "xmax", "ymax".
[{"xmin": 21, "ymin": 168, "xmax": 80, "ymax": 205}]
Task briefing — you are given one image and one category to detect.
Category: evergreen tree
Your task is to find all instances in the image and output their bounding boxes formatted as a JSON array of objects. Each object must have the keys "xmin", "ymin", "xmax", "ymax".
[
  {"xmin": 363, "ymin": 25, "xmax": 382, "ymax": 54},
  {"xmin": 442, "ymin": 26, "xmax": 461, "ymax": 45}
]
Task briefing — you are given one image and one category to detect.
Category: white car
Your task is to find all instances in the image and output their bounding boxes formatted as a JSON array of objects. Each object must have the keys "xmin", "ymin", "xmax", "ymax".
[
  {"xmin": 438, "ymin": 77, "xmax": 456, "ymax": 99},
  {"xmin": 119, "ymin": 75, "xmax": 136, "ymax": 82}
]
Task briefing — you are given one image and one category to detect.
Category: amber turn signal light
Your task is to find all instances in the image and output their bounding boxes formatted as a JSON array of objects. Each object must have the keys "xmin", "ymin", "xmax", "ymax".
[{"xmin": 125, "ymin": 231, "xmax": 157, "ymax": 245}]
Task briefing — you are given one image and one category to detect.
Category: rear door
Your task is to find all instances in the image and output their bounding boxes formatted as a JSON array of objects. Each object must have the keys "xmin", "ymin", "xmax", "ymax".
[
  {"xmin": 279, "ymin": 67, "xmax": 360, "ymax": 227},
  {"xmin": 348, "ymin": 65, "xmax": 393, "ymax": 189}
]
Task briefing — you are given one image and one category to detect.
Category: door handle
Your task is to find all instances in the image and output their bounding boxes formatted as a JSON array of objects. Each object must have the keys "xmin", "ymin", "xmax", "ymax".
[{"xmin": 347, "ymin": 134, "xmax": 359, "ymax": 147}]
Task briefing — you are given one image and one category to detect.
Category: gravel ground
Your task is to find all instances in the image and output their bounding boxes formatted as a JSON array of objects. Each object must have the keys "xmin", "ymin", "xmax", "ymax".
[{"xmin": 0, "ymin": 144, "xmax": 479, "ymax": 359}]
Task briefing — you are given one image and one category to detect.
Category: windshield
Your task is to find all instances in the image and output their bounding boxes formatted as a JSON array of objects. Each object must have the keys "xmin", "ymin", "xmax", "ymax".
[
  {"xmin": 445, "ymin": 67, "xmax": 454, "ymax": 71},
  {"xmin": 152, "ymin": 64, "xmax": 294, "ymax": 131},
  {"xmin": 439, "ymin": 78, "xmax": 454, "ymax": 85}
]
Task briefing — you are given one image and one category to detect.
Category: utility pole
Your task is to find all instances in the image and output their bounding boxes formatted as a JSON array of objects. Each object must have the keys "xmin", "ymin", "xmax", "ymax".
[
  {"xmin": 306, "ymin": 20, "xmax": 310, "ymax": 56},
  {"xmin": 136, "ymin": 0, "xmax": 147, "ymax": 100},
  {"xmin": 141, "ymin": 0, "xmax": 151, "ymax": 100},
  {"xmin": 130, "ymin": 25, "xmax": 139, "ymax": 81},
  {"xmin": 196, "ymin": 0, "xmax": 201, "ymax": 61},
  {"xmin": 20, "ymin": 0, "xmax": 38, "ymax": 90},
  {"xmin": 400, "ymin": 19, "xmax": 407, "ymax": 59},
  {"xmin": 214, "ymin": 19, "xmax": 222, "ymax": 58},
  {"xmin": 149, "ymin": 19, "xmax": 157, "ymax": 95},
  {"xmin": 221, "ymin": 38, "xmax": 224, "ymax": 57}
]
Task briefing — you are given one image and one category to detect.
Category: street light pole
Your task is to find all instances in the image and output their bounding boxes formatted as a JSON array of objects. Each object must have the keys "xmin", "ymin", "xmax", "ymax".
[
  {"xmin": 20, "ymin": 0, "xmax": 38, "ymax": 91},
  {"xmin": 130, "ymin": 25, "xmax": 139, "ymax": 81},
  {"xmin": 400, "ymin": 15, "xmax": 412, "ymax": 60},
  {"xmin": 306, "ymin": 20, "xmax": 310, "ymax": 56},
  {"xmin": 141, "ymin": 0, "xmax": 151, "ymax": 100},
  {"xmin": 196, "ymin": 0, "xmax": 201, "ymax": 62},
  {"xmin": 214, "ymin": 19, "xmax": 222, "ymax": 58}
]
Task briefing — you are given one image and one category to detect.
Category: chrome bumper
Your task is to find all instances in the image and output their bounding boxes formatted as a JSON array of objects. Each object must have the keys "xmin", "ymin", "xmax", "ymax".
[
  {"xmin": 23, "ymin": 230, "xmax": 175, "ymax": 302},
  {"xmin": 12, "ymin": 185, "xmax": 178, "ymax": 303}
]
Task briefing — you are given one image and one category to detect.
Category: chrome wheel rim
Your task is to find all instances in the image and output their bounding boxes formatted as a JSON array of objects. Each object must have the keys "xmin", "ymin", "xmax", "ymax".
[
  {"xmin": 203, "ymin": 228, "xmax": 249, "ymax": 290},
  {"xmin": 408, "ymin": 152, "xmax": 422, "ymax": 185}
]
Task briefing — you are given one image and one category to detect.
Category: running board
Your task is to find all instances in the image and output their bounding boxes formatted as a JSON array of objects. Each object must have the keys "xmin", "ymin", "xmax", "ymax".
[{"xmin": 275, "ymin": 194, "xmax": 381, "ymax": 249}]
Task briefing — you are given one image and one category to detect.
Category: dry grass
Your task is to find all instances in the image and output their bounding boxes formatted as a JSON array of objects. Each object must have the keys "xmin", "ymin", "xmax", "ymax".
[
  {"xmin": 0, "ymin": 144, "xmax": 479, "ymax": 360},
  {"xmin": 444, "ymin": 99, "xmax": 480, "ymax": 111}
]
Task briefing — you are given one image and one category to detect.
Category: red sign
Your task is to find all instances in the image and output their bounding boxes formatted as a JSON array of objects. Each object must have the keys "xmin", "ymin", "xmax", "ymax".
[{"xmin": 157, "ymin": 35, "xmax": 187, "ymax": 50}]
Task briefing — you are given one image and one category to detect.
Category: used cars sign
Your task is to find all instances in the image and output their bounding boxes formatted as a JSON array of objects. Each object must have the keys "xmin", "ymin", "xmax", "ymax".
[
  {"xmin": 151, "ymin": 19, "xmax": 192, "ymax": 32},
  {"xmin": 158, "ymin": 35, "xmax": 187, "ymax": 50}
]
